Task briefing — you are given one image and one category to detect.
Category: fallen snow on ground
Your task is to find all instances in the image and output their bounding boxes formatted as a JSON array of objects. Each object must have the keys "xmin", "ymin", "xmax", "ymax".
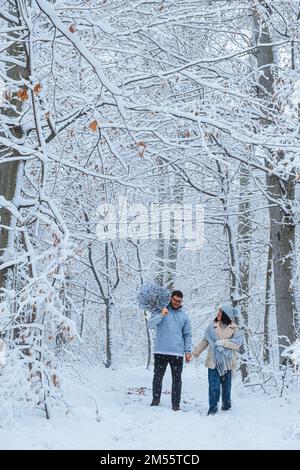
[{"xmin": 1, "ymin": 364, "xmax": 300, "ymax": 450}]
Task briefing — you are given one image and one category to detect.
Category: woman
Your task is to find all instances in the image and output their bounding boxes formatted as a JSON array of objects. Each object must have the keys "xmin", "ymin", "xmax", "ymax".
[{"xmin": 192, "ymin": 305, "xmax": 243, "ymax": 415}]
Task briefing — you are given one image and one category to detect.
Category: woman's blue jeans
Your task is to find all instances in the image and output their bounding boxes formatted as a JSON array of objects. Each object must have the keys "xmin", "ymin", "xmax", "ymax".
[{"xmin": 208, "ymin": 368, "xmax": 232, "ymax": 413}]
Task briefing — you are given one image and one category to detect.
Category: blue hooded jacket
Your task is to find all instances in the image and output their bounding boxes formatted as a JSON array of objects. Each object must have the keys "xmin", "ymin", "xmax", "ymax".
[{"xmin": 147, "ymin": 304, "xmax": 192, "ymax": 356}]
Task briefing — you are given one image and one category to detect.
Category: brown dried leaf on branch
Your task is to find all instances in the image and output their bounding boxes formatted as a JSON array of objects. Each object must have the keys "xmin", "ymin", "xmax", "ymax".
[
  {"xmin": 69, "ymin": 23, "xmax": 76, "ymax": 33},
  {"xmin": 52, "ymin": 374, "xmax": 59, "ymax": 387},
  {"xmin": 89, "ymin": 120, "xmax": 98, "ymax": 132},
  {"xmin": 137, "ymin": 141, "xmax": 146, "ymax": 157},
  {"xmin": 34, "ymin": 83, "xmax": 42, "ymax": 95},
  {"xmin": 17, "ymin": 87, "xmax": 29, "ymax": 101}
]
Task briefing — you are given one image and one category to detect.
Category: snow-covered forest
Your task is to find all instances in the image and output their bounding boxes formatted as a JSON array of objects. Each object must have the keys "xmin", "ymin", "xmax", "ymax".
[{"xmin": 0, "ymin": 0, "xmax": 300, "ymax": 450}]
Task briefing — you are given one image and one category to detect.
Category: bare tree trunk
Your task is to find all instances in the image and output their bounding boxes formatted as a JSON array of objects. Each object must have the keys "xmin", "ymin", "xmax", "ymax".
[
  {"xmin": 165, "ymin": 175, "xmax": 183, "ymax": 290},
  {"xmin": 215, "ymin": 161, "xmax": 241, "ymax": 307},
  {"xmin": 155, "ymin": 158, "xmax": 181, "ymax": 290},
  {"xmin": 264, "ymin": 240, "xmax": 273, "ymax": 364},
  {"xmin": 238, "ymin": 163, "xmax": 251, "ymax": 323},
  {"xmin": 226, "ymin": 220, "xmax": 240, "ymax": 306},
  {"xmin": 104, "ymin": 298, "xmax": 112, "ymax": 369},
  {"xmin": 237, "ymin": 163, "xmax": 252, "ymax": 380},
  {"xmin": 155, "ymin": 237, "xmax": 165, "ymax": 287},
  {"xmin": 255, "ymin": 13, "xmax": 298, "ymax": 359},
  {"xmin": 144, "ymin": 310, "xmax": 151, "ymax": 370},
  {"xmin": 268, "ymin": 176, "xmax": 296, "ymax": 355},
  {"xmin": 165, "ymin": 227, "xmax": 178, "ymax": 290},
  {"xmin": 87, "ymin": 239, "xmax": 113, "ymax": 368},
  {"xmin": 0, "ymin": 1, "xmax": 28, "ymax": 291},
  {"xmin": 80, "ymin": 281, "xmax": 88, "ymax": 337},
  {"xmin": 103, "ymin": 241, "xmax": 112, "ymax": 368},
  {"xmin": 155, "ymin": 159, "xmax": 167, "ymax": 287}
]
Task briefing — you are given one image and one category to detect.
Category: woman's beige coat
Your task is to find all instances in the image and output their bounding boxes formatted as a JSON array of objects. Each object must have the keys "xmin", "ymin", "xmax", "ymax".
[{"xmin": 192, "ymin": 321, "xmax": 240, "ymax": 370}]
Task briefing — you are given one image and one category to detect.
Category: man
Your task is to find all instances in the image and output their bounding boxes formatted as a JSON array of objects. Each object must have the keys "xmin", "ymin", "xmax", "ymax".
[{"xmin": 147, "ymin": 290, "xmax": 192, "ymax": 411}]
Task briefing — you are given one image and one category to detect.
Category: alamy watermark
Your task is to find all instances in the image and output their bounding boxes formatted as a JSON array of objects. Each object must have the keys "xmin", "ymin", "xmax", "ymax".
[{"xmin": 96, "ymin": 197, "xmax": 204, "ymax": 251}]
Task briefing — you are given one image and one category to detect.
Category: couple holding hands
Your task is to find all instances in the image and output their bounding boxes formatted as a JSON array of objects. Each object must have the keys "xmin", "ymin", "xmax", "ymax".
[{"xmin": 147, "ymin": 289, "xmax": 243, "ymax": 415}]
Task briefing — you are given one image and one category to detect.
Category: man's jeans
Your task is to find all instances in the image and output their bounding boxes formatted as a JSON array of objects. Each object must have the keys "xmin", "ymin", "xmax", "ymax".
[
  {"xmin": 152, "ymin": 354, "xmax": 183, "ymax": 408},
  {"xmin": 208, "ymin": 368, "xmax": 232, "ymax": 413}
]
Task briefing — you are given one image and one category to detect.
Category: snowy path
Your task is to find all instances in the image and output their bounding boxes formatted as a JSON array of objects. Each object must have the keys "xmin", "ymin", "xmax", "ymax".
[{"xmin": 1, "ymin": 364, "xmax": 300, "ymax": 450}]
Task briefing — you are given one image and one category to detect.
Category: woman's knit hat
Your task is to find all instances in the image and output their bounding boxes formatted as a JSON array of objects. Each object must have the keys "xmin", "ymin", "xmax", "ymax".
[{"xmin": 219, "ymin": 305, "xmax": 240, "ymax": 321}]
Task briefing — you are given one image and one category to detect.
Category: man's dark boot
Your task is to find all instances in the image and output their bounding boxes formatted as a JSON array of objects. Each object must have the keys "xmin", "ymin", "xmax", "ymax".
[
  {"xmin": 172, "ymin": 406, "xmax": 181, "ymax": 411},
  {"xmin": 150, "ymin": 399, "xmax": 160, "ymax": 406}
]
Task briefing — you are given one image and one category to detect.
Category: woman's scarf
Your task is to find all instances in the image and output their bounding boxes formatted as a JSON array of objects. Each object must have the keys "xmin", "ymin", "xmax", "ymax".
[{"xmin": 205, "ymin": 322, "xmax": 243, "ymax": 376}]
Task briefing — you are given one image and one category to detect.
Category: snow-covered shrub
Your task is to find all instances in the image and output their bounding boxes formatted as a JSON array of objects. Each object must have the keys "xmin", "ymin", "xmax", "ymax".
[{"xmin": 137, "ymin": 283, "xmax": 170, "ymax": 313}]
